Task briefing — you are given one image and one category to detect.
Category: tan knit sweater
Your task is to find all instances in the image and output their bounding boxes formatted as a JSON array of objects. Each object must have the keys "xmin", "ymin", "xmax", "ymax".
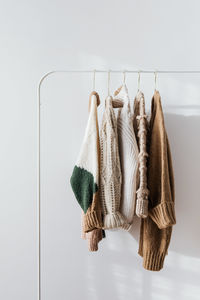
[{"xmin": 138, "ymin": 91, "xmax": 176, "ymax": 271}]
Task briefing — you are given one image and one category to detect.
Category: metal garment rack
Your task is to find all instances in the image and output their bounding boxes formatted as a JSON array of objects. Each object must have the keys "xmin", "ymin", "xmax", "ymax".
[{"xmin": 37, "ymin": 69, "xmax": 200, "ymax": 300}]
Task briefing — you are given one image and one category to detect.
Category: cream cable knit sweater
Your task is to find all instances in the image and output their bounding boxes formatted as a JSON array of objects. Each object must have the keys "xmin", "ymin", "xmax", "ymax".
[
  {"xmin": 134, "ymin": 91, "xmax": 149, "ymax": 218},
  {"xmin": 100, "ymin": 96, "xmax": 126, "ymax": 229},
  {"xmin": 114, "ymin": 85, "xmax": 139, "ymax": 230}
]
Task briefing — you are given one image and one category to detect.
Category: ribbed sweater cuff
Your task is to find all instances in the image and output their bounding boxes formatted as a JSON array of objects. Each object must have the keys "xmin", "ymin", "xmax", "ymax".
[
  {"xmin": 83, "ymin": 211, "xmax": 102, "ymax": 233},
  {"xmin": 149, "ymin": 202, "xmax": 176, "ymax": 229},
  {"xmin": 143, "ymin": 251, "xmax": 166, "ymax": 271},
  {"xmin": 103, "ymin": 212, "xmax": 126, "ymax": 229},
  {"xmin": 87, "ymin": 230, "xmax": 103, "ymax": 252},
  {"xmin": 88, "ymin": 241, "xmax": 98, "ymax": 251}
]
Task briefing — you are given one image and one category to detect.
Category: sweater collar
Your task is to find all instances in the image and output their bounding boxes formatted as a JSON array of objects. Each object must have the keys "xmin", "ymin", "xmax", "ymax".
[{"xmin": 150, "ymin": 90, "xmax": 164, "ymax": 129}]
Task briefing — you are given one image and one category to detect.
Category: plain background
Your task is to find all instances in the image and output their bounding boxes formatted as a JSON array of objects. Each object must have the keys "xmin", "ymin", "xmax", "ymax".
[{"xmin": 1, "ymin": 0, "xmax": 200, "ymax": 299}]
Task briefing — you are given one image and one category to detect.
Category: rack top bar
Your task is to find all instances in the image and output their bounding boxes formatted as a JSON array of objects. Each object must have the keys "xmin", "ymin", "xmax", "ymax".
[
  {"xmin": 38, "ymin": 69, "xmax": 200, "ymax": 91},
  {"xmin": 41, "ymin": 70, "xmax": 200, "ymax": 73}
]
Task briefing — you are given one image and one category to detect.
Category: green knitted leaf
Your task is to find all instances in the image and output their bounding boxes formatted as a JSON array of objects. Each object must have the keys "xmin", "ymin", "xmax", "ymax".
[{"xmin": 70, "ymin": 166, "xmax": 98, "ymax": 213}]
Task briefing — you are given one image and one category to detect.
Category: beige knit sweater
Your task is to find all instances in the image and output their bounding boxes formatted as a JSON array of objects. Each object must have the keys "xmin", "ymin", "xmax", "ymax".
[{"xmin": 100, "ymin": 96, "xmax": 126, "ymax": 229}]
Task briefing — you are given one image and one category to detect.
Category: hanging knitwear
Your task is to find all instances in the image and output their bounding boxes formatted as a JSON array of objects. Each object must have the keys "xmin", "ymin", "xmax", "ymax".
[
  {"xmin": 114, "ymin": 85, "xmax": 139, "ymax": 230},
  {"xmin": 70, "ymin": 92, "xmax": 103, "ymax": 233},
  {"xmin": 100, "ymin": 96, "xmax": 126, "ymax": 229},
  {"xmin": 138, "ymin": 91, "xmax": 176, "ymax": 271},
  {"xmin": 134, "ymin": 91, "xmax": 149, "ymax": 218}
]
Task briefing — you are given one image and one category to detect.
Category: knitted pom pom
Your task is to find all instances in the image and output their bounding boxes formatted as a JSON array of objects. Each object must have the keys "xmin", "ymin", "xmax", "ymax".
[
  {"xmin": 136, "ymin": 199, "xmax": 149, "ymax": 218},
  {"xmin": 103, "ymin": 212, "xmax": 126, "ymax": 229}
]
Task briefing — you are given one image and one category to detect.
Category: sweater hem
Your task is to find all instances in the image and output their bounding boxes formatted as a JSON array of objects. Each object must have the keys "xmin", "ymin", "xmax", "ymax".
[{"xmin": 143, "ymin": 250, "xmax": 166, "ymax": 271}]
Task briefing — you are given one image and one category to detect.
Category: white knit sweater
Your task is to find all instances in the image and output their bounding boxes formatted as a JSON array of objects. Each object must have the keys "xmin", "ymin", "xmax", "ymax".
[
  {"xmin": 70, "ymin": 91, "xmax": 103, "ymax": 233},
  {"xmin": 114, "ymin": 85, "xmax": 139, "ymax": 230}
]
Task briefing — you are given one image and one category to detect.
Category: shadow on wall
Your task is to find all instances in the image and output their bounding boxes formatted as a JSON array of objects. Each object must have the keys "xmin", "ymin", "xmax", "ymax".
[
  {"xmin": 128, "ymin": 106, "xmax": 200, "ymax": 259},
  {"xmin": 164, "ymin": 108, "xmax": 200, "ymax": 258}
]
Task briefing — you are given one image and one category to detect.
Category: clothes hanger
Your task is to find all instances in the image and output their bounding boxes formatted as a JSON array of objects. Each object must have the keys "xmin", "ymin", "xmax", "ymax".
[
  {"xmin": 135, "ymin": 71, "xmax": 143, "ymax": 106},
  {"xmin": 123, "ymin": 70, "xmax": 126, "ymax": 85},
  {"xmin": 107, "ymin": 69, "xmax": 111, "ymax": 96},
  {"xmin": 88, "ymin": 69, "xmax": 100, "ymax": 112},
  {"xmin": 154, "ymin": 71, "xmax": 158, "ymax": 92},
  {"xmin": 93, "ymin": 68, "xmax": 96, "ymax": 91},
  {"xmin": 137, "ymin": 71, "xmax": 141, "ymax": 92},
  {"xmin": 112, "ymin": 70, "xmax": 124, "ymax": 108},
  {"xmin": 114, "ymin": 70, "xmax": 127, "ymax": 97}
]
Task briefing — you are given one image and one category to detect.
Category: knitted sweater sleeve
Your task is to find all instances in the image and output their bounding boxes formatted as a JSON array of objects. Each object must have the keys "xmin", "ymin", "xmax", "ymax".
[
  {"xmin": 148, "ymin": 92, "xmax": 176, "ymax": 229},
  {"xmin": 81, "ymin": 211, "xmax": 104, "ymax": 251}
]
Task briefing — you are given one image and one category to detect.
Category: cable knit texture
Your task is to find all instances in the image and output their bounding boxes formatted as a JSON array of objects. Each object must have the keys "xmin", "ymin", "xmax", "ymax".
[
  {"xmin": 100, "ymin": 96, "xmax": 126, "ymax": 229},
  {"xmin": 134, "ymin": 92, "xmax": 149, "ymax": 218},
  {"xmin": 114, "ymin": 85, "xmax": 139, "ymax": 230},
  {"xmin": 70, "ymin": 91, "xmax": 103, "ymax": 232},
  {"xmin": 139, "ymin": 91, "xmax": 176, "ymax": 271}
]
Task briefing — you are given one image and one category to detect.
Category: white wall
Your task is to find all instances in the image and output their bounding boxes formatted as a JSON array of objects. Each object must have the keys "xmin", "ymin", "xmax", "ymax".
[{"xmin": 1, "ymin": 0, "xmax": 200, "ymax": 299}]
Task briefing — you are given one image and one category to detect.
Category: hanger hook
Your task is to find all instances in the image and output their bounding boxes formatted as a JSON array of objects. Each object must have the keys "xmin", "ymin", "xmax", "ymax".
[
  {"xmin": 108, "ymin": 70, "xmax": 111, "ymax": 96},
  {"xmin": 154, "ymin": 71, "xmax": 157, "ymax": 91},
  {"xmin": 93, "ymin": 69, "xmax": 96, "ymax": 90},
  {"xmin": 137, "ymin": 71, "xmax": 141, "ymax": 92},
  {"xmin": 123, "ymin": 70, "xmax": 126, "ymax": 85}
]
